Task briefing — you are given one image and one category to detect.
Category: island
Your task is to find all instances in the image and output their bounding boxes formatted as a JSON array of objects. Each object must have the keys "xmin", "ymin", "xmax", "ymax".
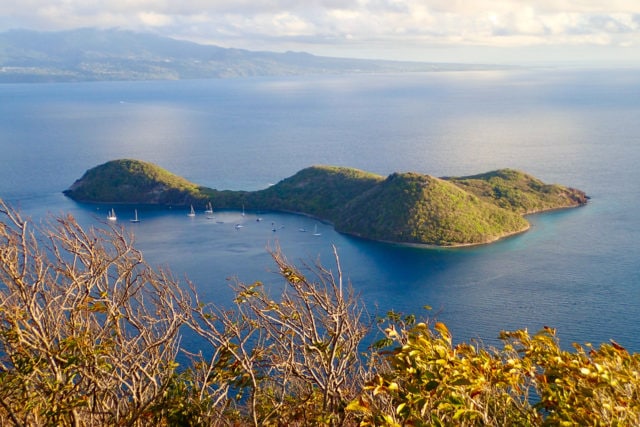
[{"xmin": 63, "ymin": 159, "xmax": 588, "ymax": 247}]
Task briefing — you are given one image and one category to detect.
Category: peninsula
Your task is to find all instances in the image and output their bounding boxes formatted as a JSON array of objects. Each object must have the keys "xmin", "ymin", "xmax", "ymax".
[{"xmin": 64, "ymin": 159, "xmax": 588, "ymax": 247}]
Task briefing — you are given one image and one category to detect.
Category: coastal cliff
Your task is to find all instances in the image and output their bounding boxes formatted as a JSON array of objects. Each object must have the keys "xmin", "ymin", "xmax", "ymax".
[{"xmin": 64, "ymin": 159, "xmax": 588, "ymax": 246}]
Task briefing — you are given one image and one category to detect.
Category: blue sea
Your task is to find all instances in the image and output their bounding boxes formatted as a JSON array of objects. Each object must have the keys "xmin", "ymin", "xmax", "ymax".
[{"xmin": 1, "ymin": 68, "xmax": 639, "ymax": 351}]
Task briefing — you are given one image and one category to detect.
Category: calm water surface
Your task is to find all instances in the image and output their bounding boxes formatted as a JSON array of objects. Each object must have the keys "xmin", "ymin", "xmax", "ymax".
[{"xmin": 1, "ymin": 68, "xmax": 639, "ymax": 351}]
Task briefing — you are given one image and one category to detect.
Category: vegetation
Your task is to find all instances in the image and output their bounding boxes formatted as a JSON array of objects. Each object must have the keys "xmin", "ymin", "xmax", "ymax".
[
  {"xmin": 350, "ymin": 316, "xmax": 640, "ymax": 426},
  {"xmin": 0, "ymin": 201, "xmax": 638, "ymax": 426},
  {"xmin": 250, "ymin": 165, "xmax": 384, "ymax": 219},
  {"xmin": 447, "ymin": 169, "xmax": 589, "ymax": 214},
  {"xmin": 64, "ymin": 159, "xmax": 209, "ymax": 204},
  {"xmin": 0, "ymin": 200, "xmax": 188, "ymax": 425},
  {"xmin": 64, "ymin": 159, "xmax": 588, "ymax": 246},
  {"xmin": 335, "ymin": 172, "xmax": 529, "ymax": 245}
]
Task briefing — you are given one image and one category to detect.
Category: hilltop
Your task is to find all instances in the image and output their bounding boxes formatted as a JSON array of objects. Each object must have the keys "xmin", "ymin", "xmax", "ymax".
[
  {"xmin": 447, "ymin": 169, "xmax": 589, "ymax": 214},
  {"xmin": 64, "ymin": 159, "xmax": 588, "ymax": 246}
]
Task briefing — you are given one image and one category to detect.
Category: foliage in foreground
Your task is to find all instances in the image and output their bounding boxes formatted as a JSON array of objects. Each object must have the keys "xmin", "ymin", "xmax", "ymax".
[
  {"xmin": 350, "ymin": 317, "xmax": 640, "ymax": 426},
  {"xmin": 0, "ymin": 201, "xmax": 638, "ymax": 426}
]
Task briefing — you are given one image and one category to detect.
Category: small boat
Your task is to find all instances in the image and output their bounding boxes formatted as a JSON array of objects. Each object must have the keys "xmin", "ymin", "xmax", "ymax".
[
  {"xmin": 130, "ymin": 209, "xmax": 140, "ymax": 223},
  {"xmin": 299, "ymin": 227, "xmax": 307, "ymax": 232},
  {"xmin": 107, "ymin": 208, "xmax": 117, "ymax": 221},
  {"xmin": 235, "ymin": 224, "xmax": 244, "ymax": 229},
  {"xmin": 313, "ymin": 225, "xmax": 321, "ymax": 236},
  {"xmin": 241, "ymin": 204, "xmax": 245, "ymax": 217},
  {"xmin": 187, "ymin": 205, "xmax": 196, "ymax": 217},
  {"xmin": 206, "ymin": 203, "xmax": 215, "ymax": 219}
]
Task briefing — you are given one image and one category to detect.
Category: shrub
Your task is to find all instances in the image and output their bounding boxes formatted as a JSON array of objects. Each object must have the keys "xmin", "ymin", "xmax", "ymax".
[
  {"xmin": 0, "ymin": 200, "xmax": 637, "ymax": 426},
  {"xmin": 0, "ymin": 200, "xmax": 189, "ymax": 426},
  {"xmin": 348, "ymin": 316, "xmax": 640, "ymax": 426}
]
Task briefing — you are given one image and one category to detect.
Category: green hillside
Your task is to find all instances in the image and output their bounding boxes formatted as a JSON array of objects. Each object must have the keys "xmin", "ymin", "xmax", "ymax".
[
  {"xmin": 336, "ymin": 172, "xmax": 528, "ymax": 245},
  {"xmin": 64, "ymin": 159, "xmax": 208, "ymax": 204},
  {"xmin": 64, "ymin": 159, "xmax": 587, "ymax": 246},
  {"xmin": 446, "ymin": 169, "xmax": 589, "ymax": 213},
  {"xmin": 250, "ymin": 165, "xmax": 384, "ymax": 218}
]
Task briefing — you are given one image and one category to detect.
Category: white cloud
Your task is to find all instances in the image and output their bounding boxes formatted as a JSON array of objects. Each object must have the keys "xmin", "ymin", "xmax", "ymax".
[
  {"xmin": 1, "ymin": 0, "xmax": 640, "ymax": 63},
  {"xmin": 138, "ymin": 12, "xmax": 174, "ymax": 27}
]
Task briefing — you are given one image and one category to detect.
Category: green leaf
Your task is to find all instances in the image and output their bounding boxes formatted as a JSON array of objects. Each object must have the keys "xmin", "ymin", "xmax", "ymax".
[
  {"xmin": 451, "ymin": 378, "xmax": 472, "ymax": 386},
  {"xmin": 425, "ymin": 380, "xmax": 439, "ymax": 391}
]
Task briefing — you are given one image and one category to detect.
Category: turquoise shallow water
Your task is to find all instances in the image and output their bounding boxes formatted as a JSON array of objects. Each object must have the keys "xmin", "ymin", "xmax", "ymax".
[{"xmin": 1, "ymin": 68, "xmax": 640, "ymax": 351}]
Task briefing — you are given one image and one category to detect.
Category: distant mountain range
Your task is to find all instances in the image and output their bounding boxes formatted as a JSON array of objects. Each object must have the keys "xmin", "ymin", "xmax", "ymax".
[{"xmin": 0, "ymin": 28, "xmax": 511, "ymax": 82}]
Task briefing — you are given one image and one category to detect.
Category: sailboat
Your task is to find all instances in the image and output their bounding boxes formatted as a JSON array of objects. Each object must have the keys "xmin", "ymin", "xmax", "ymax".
[
  {"xmin": 205, "ymin": 202, "xmax": 215, "ymax": 219},
  {"xmin": 187, "ymin": 205, "xmax": 196, "ymax": 217},
  {"xmin": 107, "ymin": 208, "xmax": 117, "ymax": 221},
  {"xmin": 130, "ymin": 209, "xmax": 140, "ymax": 223},
  {"xmin": 313, "ymin": 224, "xmax": 321, "ymax": 236},
  {"xmin": 241, "ymin": 204, "xmax": 245, "ymax": 217}
]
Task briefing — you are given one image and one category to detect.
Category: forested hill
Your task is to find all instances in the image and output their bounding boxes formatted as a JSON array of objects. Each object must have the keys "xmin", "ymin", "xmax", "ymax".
[{"xmin": 64, "ymin": 159, "xmax": 588, "ymax": 246}]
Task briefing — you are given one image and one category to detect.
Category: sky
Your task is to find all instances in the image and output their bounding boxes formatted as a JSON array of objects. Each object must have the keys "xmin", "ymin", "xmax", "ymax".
[{"xmin": 2, "ymin": 0, "xmax": 640, "ymax": 65}]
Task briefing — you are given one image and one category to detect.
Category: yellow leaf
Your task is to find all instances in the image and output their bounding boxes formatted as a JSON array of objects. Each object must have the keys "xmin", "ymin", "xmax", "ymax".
[
  {"xmin": 435, "ymin": 322, "xmax": 450, "ymax": 338},
  {"xmin": 382, "ymin": 415, "xmax": 401, "ymax": 427},
  {"xmin": 415, "ymin": 322, "xmax": 428, "ymax": 330},
  {"xmin": 345, "ymin": 398, "xmax": 370, "ymax": 413}
]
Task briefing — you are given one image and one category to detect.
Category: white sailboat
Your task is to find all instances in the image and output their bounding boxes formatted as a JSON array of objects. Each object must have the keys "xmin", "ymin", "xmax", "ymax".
[
  {"xmin": 187, "ymin": 205, "xmax": 196, "ymax": 217},
  {"xmin": 107, "ymin": 208, "xmax": 117, "ymax": 221},
  {"xmin": 313, "ymin": 225, "xmax": 321, "ymax": 236},
  {"xmin": 205, "ymin": 202, "xmax": 215, "ymax": 219},
  {"xmin": 130, "ymin": 209, "xmax": 140, "ymax": 223}
]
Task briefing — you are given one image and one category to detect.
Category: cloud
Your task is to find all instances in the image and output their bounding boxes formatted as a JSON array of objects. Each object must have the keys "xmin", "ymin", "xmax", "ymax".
[
  {"xmin": 138, "ymin": 12, "xmax": 175, "ymax": 27},
  {"xmin": 1, "ymin": 0, "xmax": 639, "ymax": 62}
]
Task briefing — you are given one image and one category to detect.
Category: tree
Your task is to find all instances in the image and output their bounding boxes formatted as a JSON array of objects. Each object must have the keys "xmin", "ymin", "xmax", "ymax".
[
  {"xmin": 185, "ymin": 246, "xmax": 371, "ymax": 426},
  {"xmin": 2, "ymin": 199, "xmax": 639, "ymax": 426},
  {"xmin": 0, "ymin": 200, "xmax": 190, "ymax": 426}
]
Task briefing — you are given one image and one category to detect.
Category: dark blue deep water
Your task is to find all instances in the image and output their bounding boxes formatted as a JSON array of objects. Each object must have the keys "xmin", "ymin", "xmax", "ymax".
[{"xmin": 2, "ymin": 68, "xmax": 640, "ymax": 351}]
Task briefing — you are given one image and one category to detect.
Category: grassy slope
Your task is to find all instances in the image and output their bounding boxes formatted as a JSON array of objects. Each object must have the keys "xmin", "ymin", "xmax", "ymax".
[
  {"xmin": 64, "ymin": 159, "xmax": 204, "ymax": 204},
  {"xmin": 64, "ymin": 160, "xmax": 587, "ymax": 246},
  {"xmin": 446, "ymin": 169, "xmax": 589, "ymax": 214},
  {"xmin": 336, "ymin": 173, "xmax": 528, "ymax": 245},
  {"xmin": 248, "ymin": 166, "xmax": 384, "ymax": 218}
]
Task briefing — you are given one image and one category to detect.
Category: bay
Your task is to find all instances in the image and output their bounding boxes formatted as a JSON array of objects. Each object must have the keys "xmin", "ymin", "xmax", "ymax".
[{"xmin": 1, "ymin": 68, "xmax": 639, "ymax": 351}]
